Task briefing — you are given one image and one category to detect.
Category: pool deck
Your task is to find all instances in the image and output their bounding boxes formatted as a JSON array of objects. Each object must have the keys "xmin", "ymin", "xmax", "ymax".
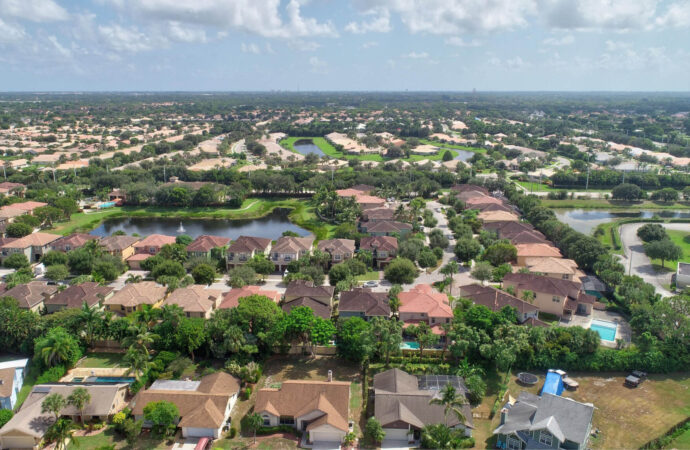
[
  {"xmin": 61, "ymin": 367, "xmax": 131, "ymax": 382},
  {"xmin": 563, "ymin": 310, "xmax": 632, "ymax": 348}
]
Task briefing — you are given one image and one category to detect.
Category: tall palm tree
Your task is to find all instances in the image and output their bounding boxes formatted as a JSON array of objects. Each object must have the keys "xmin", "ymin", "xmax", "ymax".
[
  {"xmin": 429, "ymin": 383, "xmax": 467, "ymax": 427},
  {"xmin": 67, "ymin": 387, "xmax": 91, "ymax": 423},
  {"xmin": 42, "ymin": 393, "xmax": 66, "ymax": 423},
  {"xmin": 41, "ymin": 334, "xmax": 74, "ymax": 368},
  {"xmin": 132, "ymin": 304, "xmax": 160, "ymax": 330},
  {"xmin": 45, "ymin": 418, "xmax": 79, "ymax": 450},
  {"xmin": 123, "ymin": 326, "xmax": 157, "ymax": 356},
  {"xmin": 124, "ymin": 347, "xmax": 150, "ymax": 381},
  {"xmin": 78, "ymin": 301, "xmax": 104, "ymax": 347},
  {"xmin": 440, "ymin": 261, "xmax": 459, "ymax": 294}
]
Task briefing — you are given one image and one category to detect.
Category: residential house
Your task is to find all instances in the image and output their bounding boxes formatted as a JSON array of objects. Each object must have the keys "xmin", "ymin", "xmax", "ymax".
[
  {"xmin": 458, "ymin": 284, "xmax": 543, "ymax": 325},
  {"xmin": 271, "ymin": 236, "xmax": 314, "ymax": 272},
  {"xmin": 399, "ymin": 284, "xmax": 453, "ymax": 337},
  {"xmin": 338, "ymin": 288, "xmax": 390, "ymax": 320},
  {"xmin": 677, "ymin": 262, "xmax": 690, "ymax": 290},
  {"xmin": 98, "ymin": 235, "xmax": 140, "ymax": 260},
  {"xmin": 502, "ymin": 273, "xmax": 596, "ymax": 319},
  {"xmin": 374, "ymin": 368, "xmax": 473, "ymax": 444},
  {"xmin": 483, "ymin": 221, "xmax": 544, "ymax": 241},
  {"xmin": 255, "ymin": 379, "xmax": 350, "ymax": 445},
  {"xmin": 0, "ymin": 207, "xmax": 25, "ymax": 235},
  {"xmin": 515, "ymin": 243, "xmax": 563, "ymax": 267},
  {"xmin": 133, "ymin": 234, "xmax": 176, "ymax": 255},
  {"xmin": 524, "ymin": 257, "xmax": 583, "ymax": 283},
  {"xmin": 451, "ymin": 184, "xmax": 490, "ymax": 197},
  {"xmin": 126, "ymin": 252, "xmax": 152, "ymax": 270},
  {"xmin": 508, "ymin": 230, "xmax": 549, "ymax": 245},
  {"xmin": 226, "ymin": 236, "xmax": 272, "ymax": 268},
  {"xmin": 8, "ymin": 201, "xmax": 48, "ymax": 215},
  {"xmin": 0, "ymin": 383, "xmax": 128, "ymax": 449},
  {"xmin": 43, "ymin": 282, "xmax": 114, "ymax": 313},
  {"xmin": 108, "ymin": 188, "xmax": 127, "ymax": 204},
  {"xmin": 0, "ymin": 182, "xmax": 25, "ymax": 197},
  {"xmin": 493, "ymin": 391, "xmax": 594, "ymax": 450},
  {"xmin": 359, "ymin": 220, "xmax": 412, "ymax": 237},
  {"xmin": 131, "ymin": 372, "xmax": 240, "ymax": 438},
  {"xmin": 317, "ymin": 239, "xmax": 355, "ymax": 265},
  {"xmin": 162, "ymin": 285, "xmax": 222, "ymax": 319},
  {"xmin": 464, "ymin": 196, "xmax": 505, "ymax": 209},
  {"xmin": 187, "ymin": 235, "xmax": 230, "ymax": 259},
  {"xmin": 283, "ymin": 280, "xmax": 335, "ymax": 319},
  {"xmin": 478, "ymin": 210, "xmax": 520, "ymax": 223},
  {"xmin": 4, "ymin": 281, "xmax": 58, "ymax": 312},
  {"xmin": 359, "ymin": 235, "xmax": 398, "ymax": 268},
  {"xmin": 103, "ymin": 281, "xmax": 167, "ymax": 315},
  {"xmin": 1, "ymin": 232, "xmax": 60, "ymax": 263},
  {"xmin": 0, "ymin": 358, "xmax": 29, "ymax": 410},
  {"xmin": 50, "ymin": 233, "xmax": 98, "ymax": 252},
  {"xmin": 219, "ymin": 286, "xmax": 281, "ymax": 309},
  {"xmin": 474, "ymin": 202, "xmax": 516, "ymax": 214},
  {"xmin": 360, "ymin": 207, "xmax": 395, "ymax": 223}
]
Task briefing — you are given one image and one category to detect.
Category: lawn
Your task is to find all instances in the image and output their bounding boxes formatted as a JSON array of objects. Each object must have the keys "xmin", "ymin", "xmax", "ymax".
[
  {"xmin": 355, "ymin": 270, "xmax": 380, "ymax": 282},
  {"xmin": 649, "ymin": 229, "xmax": 690, "ymax": 272},
  {"xmin": 419, "ymin": 139, "xmax": 486, "ymax": 154},
  {"xmin": 78, "ymin": 352, "xmax": 125, "ymax": 368},
  {"xmin": 541, "ymin": 198, "xmax": 690, "ymax": 210},
  {"xmin": 472, "ymin": 371, "xmax": 690, "ymax": 449},
  {"xmin": 66, "ymin": 428, "xmax": 172, "ymax": 450},
  {"xmin": 594, "ymin": 221, "xmax": 624, "ymax": 255},
  {"xmin": 667, "ymin": 428, "xmax": 690, "ymax": 449}
]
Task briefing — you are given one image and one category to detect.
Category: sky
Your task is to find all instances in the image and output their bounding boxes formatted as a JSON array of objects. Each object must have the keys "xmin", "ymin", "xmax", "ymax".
[{"xmin": 1, "ymin": 0, "xmax": 690, "ymax": 92}]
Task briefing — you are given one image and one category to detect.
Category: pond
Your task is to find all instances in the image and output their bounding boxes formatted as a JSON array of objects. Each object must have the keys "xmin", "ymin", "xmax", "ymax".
[
  {"xmin": 293, "ymin": 139, "xmax": 325, "ymax": 157},
  {"xmin": 453, "ymin": 149, "xmax": 476, "ymax": 162},
  {"xmin": 89, "ymin": 209, "xmax": 310, "ymax": 240},
  {"xmin": 554, "ymin": 209, "xmax": 690, "ymax": 235}
]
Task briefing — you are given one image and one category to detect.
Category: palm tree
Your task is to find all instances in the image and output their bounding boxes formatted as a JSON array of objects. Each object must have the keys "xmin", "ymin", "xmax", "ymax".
[
  {"xmin": 429, "ymin": 383, "xmax": 467, "ymax": 426},
  {"xmin": 132, "ymin": 304, "xmax": 160, "ymax": 330},
  {"xmin": 78, "ymin": 302, "xmax": 104, "ymax": 347},
  {"xmin": 123, "ymin": 326, "xmax": 157, "ymax": 356},
  {"xmin": 45, "ymin": 418, "xmax": 79, "ymax": 450},
  {"xmin": 440, "ymin": 261, "xmax": 459, "ymax": 294},
  {"xmin": 126, "ymin": 274, "xmax": 143, "ymax": 284},
  {"xmin": 67, "ymin": 387, "xmax": 91, "ymax": 423},
  {"xmin": 124, "ymin": 347, "xmax": 151, "ymax": 381},
  {"xmin": 246, "ymin": 413, "xmax": 263, "ymax": 444},
  {"xmin": 159, "ymin": 304, "xmax": 184, "ymax": 328},
  {"xmin": 41, "ymin": 334, "xmax": 74, "ymax": 368},
  {"xmin": 41, "ymin": 393, "xmax": 66, "ymax": 423},
  {"xmin": 388, "ymin": 284, "xmax": 402, "ymax": 317}
]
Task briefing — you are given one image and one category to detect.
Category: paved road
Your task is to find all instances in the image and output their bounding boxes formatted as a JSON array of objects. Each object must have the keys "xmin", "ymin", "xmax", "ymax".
[{"xmin": 618, "ymin": 222, "xmax": 687, "ymax": 298}]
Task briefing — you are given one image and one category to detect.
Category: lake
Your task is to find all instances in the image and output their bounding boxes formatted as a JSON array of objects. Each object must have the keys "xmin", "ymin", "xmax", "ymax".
[
  {"xmin": 453, "ymin": 149, "xmax": 476, "ymax": 162},
  {"xmin": 90, "ymin": 209, "xmax": 309, "ymax": 240},
  {"xmin": 293, "ymin": 139, "xmax": 325, "ymax": 156},
  {"xmin": 554, "ymin": 209, "xmax": 690, "ymax": 235}
]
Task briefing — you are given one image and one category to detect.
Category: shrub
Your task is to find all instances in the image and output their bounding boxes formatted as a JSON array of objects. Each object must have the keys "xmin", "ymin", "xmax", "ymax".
[
  {"xmin": 36, "ymin": 365, "xmax": 66, "ymax": 384},
  {"xmin": 3, "ymin": 253, "xmax": 30, "ymax": 269},
  {"xmin": 364, "ymin": 417, "xmax": 385, "ymax": 445},
  {"xmin": 0, "ymin": 409, "xmax": 13, "ymax": 428},
  {"xmin": 229, "ymin": 427, "xmax": 237, "ymax": 438}
]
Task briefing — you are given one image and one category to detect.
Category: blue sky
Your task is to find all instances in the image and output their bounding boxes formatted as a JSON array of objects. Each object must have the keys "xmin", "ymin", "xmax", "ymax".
[{"xmin": 1, "ymin": 0, "xmax": 689, "ymax": 91}]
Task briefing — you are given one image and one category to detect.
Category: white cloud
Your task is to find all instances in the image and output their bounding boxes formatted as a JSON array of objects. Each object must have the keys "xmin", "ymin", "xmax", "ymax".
[
  {"xmin": 445, "ymin": 36, "xmax": 480, "ymax": 47},
  {"xmin": 0, "ymin": 0, "xmax": 68, "ymax": 22},
  {"xmin": 98, "ymin": 24, "xmax": 158, "ymax": 53},
  {"xmin": 605, "ymin": 40, "xmax": 630, "ymax": 51},
  {"xmin": 309, "ymin": 55, "xmax": 328, "ymax": 73},
  {"xmin": 541, "ymin": 0, "xmax": 660, "ymax": 31},
  {"xmin": 167, "ymin": 21, "xmax": 207, "ymax": 43},
  {"xmin": 402, "ymin": 51, "xmax": 429, "ymax": 59},
  {"xmin": 542, "ymin": 34, "xmax": 574, "ymax": 46},
  {"xmin": 107, "ymin": 0, "xmax": 337, "ymax": 39},
  {"xmin": 655, "ymin": 2, "xmax": 690, "ymax": 27},
  {"xmin": 489, "ymin": 55, "xmax": 529, "ymax": 69},
  {"xmin": 345, "ymin": 8, "xmax": 391, "ymax": 34},
  {"xmin": 288, "ymin": 39, "xmax": 320, "ymax": 51},
  {"xmin": 0, "ymin": 18, "xmax": 26, "ymax": 44},
  {"xmin": 241, "ymin": 42, "xmax": 261, "ymax": 54},
  {"xmin": 47, "ymin": 35, "xmax": 71, "ymax": 57}
]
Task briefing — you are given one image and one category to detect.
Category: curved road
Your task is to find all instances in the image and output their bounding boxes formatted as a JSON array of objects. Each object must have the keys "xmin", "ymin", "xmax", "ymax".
[{"xmin": 618, "ymin": 223, "xmax": 687, "ymax": 298}]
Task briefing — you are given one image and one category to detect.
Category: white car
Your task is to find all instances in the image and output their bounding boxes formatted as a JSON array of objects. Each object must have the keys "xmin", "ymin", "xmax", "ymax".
[{"xmin": 363, "ymin": 281, "xmax": 379, "ymax": 288}]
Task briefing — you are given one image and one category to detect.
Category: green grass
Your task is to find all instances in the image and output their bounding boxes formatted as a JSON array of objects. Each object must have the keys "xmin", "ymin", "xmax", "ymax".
[
  {"xmin": 419, "ymin": 139, "xmax": 486, "ymax": 154},
  {"xmin": 355, "ymin": 270, "xmax": 380, "ymax": 282},
  {"xmin": 649, "ymin": 229, "xmax": 690, "ymax": 271},
  {"xmin": 538, "ymin": 312, "xmax": 560, "ymax": 323},
  {"xmin": 594, "ymin": 221, "xmax": 624, "ymax": 254},
  {"xmin": 515, "ymin": 181, "xmax": 613, "ymax": 193},
  {"xmin": 541, "ymin": 198, "xmax": 690, "ymax": 210},
  {"xmin": 66, "ymin": 428, "xmax": 172, "ymax": 450},
  {"xmin": 78, "ymin": 352, "xmax": 125, "ymax": 368},
  {"xmin": 14, "ymin": 365, "xmax": 38, "ymax": 411},
  {"xmin": 667, "ymin": 428, "xmax": 690, "ymax": 449}
]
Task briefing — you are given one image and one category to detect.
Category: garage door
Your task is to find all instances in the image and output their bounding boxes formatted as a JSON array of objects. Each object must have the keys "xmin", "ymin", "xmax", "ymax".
[
  {"xmin": 183, "ymin": 427, "xmax": 215, "ymax": 438},
  {"xmin": 1, "ymin": 436, "xmax": 36, "ymax": 449},
  {"xmin": 384, "ymin": 428, "xmax": 410, "ymax": 441},
  {"xmin": 310, "ymin": 430, "xmax": 343, "ymax": 443}
]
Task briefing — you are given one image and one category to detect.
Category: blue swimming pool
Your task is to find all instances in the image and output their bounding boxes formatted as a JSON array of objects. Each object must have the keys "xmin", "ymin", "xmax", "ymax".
[
  {"xmin": 83, "ymin": 376, "xmax": 135, "ymax": 384},
  {"xmin": 590, "ymin": 319, "xmax": 617, "ymax": 342},
  {"xmin": 400, "ymin": 341, "xmax": 420, "ymax": 350}
]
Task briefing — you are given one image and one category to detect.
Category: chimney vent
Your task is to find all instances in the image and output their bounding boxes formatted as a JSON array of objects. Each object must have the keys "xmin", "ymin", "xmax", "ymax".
[{"xmin": 328, "ymin": 370, "xmax": 333, "ymax": 382}]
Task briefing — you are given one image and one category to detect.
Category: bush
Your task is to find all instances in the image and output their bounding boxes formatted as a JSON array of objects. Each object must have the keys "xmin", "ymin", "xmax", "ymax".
[
  {"xmin": 167, "ymin": 357, "xmax": 192, "ymax": 378},
  {"xmin": 45, "ymin": 264, "xmax": 69, "ymax": 281},
  {"xmin": 384, "ymin": 258, "xmax": 418, "ymax": 284},
  {"xmin": 364, "ymin": 417, "xmax": 385, "ymax": 445},
  {"xmin": 6, "ymin": 222, "xmax": 32, "ymax": 238},
  {"xmin": 3, "ymin": 253, "xmax": 29, "ymax": 269},
  {"xmin": 36, "ymin": 365, "xmax": 66, "ymax": 384},
  {"xmin": 229, "ymin": 427, "xmax": 237, "ymax": 438},
  {"xmin": 0, "ymin": 409, "xmax": 13, "ymax": 428}
]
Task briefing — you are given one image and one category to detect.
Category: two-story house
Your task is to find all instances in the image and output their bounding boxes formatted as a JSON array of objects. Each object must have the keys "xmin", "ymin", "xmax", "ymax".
[
  {"xmin": 4, "ymin": 281, "xmax": 58, "ymax": 312},
  {"xmin": 43, "ymin": 282, "xmax": 114, "ymax": 313},
  {"xmin": 162, "ymin": 285, "xmax": 222, "ymax": 319},
  {"xmin": 458, "ymin": 284, "xmax": 544, "ymax": 326},
  {"xmin": 186, "ymin": 235, "xmax": 230, "ymax": 259},
  {"xmin": 133, "ymin": 234, "xmax": 176, "ymax": 255},
  {"xmin": 338, "ymin": 288, "xmax": 390, "ymax": 320},
  {"xmin": 359, "ymin": 220, "xmax": 412, "ymax": 237},
  {"xmin": 359, "ymin": 236, "xmax": 398, "ymax": 268},
  {"xmin": 502, "ymin": 273, "xmax": 596, "ymax": 320},
  {"xmin": 226, "ymin": 236, "xmax": 272, "ymax": 269},
  {"xmin": 1, "ymin": 232, "xmax": 60, "ymax": 263},
  {"xmin": 272, "ymin": 236, "xmax": 314, "ymax": 272},
  {"xmin": 317, "ymin": 239, "xmax": 355, "ymax": 266},
  {"xmin": 98, "ymin": 235, "xmax": 140, "ymax": 261},
  {"xmin": 515, "ymin": 243, "xmax": 563, "ymax": 267},
  {"xmin": 494, "ymin": 391, "xmax": 594, "ymax": 450},
  {"xmin": 524, "ymin": 257, "xmax": 584, "ymax": 283},
  {"xmin": 399, "ymin": 284, "xmax": 453, "ymax": 337},
  {"xmin": 283, "ymin": 280, "xmax": 335, "ymax": 319},
  {"xmin": 50, "ymin": 233, "xmax": 98, "ymax": 253}
]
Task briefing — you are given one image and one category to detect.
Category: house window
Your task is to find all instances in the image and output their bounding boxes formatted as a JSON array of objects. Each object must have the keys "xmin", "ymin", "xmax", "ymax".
[
  {"xmin": 334, "ymin": 254, "xmax": 341, "ymax": 261},
  {"xmin": 538, "ymin": 431, "xmax": 552, "ymax": 446},
  {"xmin": 262, "ymin": 415, "xmax": 270, "ymax": 426},
  {"xmin": 552, "ymin": 296, "xmax": 561, "ymax": 303},
  {"xmin": 65, "ymin": 246, "xmax": 71, "ymax": 251},
  {"xmin": 186, "ymin": 312, "xmax": 190, "ymax": 318},
  {"xmin": 562, "ymin": 274, "xmax": 569, "ymax": 279},
  {"xmin": 149, "ymin": 247, "xmax": 156, "ymax": 253},
  {"xmin": 228, "ymin": 252, "xmax": 235, "ymax": 259},
  {"xmin": 279, "ymin": 416, "xmax": 295, "ymax": 425},
  {"xmin": 431, "ymin": 318, "xmax": 436, "ymax": 323},
  {"xmin": 284, "ymin": 256, "xmax": 292, "ymax": 262},
  {"xmin": 507, "ymin": 436, "xmax": 521, "ymax": 449}
]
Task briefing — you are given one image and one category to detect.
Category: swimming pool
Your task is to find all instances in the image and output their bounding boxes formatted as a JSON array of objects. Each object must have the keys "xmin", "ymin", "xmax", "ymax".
[
  {"xmin": 400, "ymin": 341, "xmax": 420, "ymax": 350},
  {"xmin": 590, "ymin": 319, "xmax": 618, "ymax": 342},
  {"xmin": 83, "ymin": 376, "xmax": 136, "ymax": 384}
]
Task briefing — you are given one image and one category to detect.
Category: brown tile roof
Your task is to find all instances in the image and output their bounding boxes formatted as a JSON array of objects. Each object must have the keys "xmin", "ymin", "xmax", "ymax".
[
  {"xmin": 285, "ymin": 280, "xmax": 334, "ymax": 302},
  {"xmin": 338, "ymin": 288, "xmax": 390, "ymax": 317},
  {"xmin": 2, "ymin": 232, "xmax": 60, "ymax": 249},
  {"xmin": 459, "ymin": 284, "xmax": 538, "ymax": 316},
  {"xmin": 503, "ymin": 273, "xmax": 595, "ymax": 304},
  {"xmin": 50, "ymin": 233, "xmax": 97, "ymax": 250},
  {"xmin": 524, "ymin": 257, "xmax": 578, "ymax": 275},
  {"xmin": 317, "ymin": 239, "xmax": 355, "ymax": 255},
  {"xmin": 104, "ymin": 281, "xmax": 166, "ymax": 308},
  {"xmin": 483, "ymin": 221, "xmax": 541, "ymax": 239},
  {"xmin": 163, "ymin": 285, "xmax": 221, "ymax": 313},
  {"xmin": 399, "ymin": 284, "xmax": 453, "ymax": 318},
  {"xmin": 475, "ymin": 203, "xmax": 515, "ymax": 214},
  {"xmin": 359, "ymin": 236, "xmax": 398, "ymax": 253},
  {"xmin": 509, "ymin": 230, "xmax": 549, "ymax": 245},
  {"xmin": 272, "ymin": 236, "xmax": 314, "ymax": 254},
  {"xmin": 98, "ymin": 235, "xmax": 140, "ymax": 251},
  {"xmin": 44, "ymin": 282, "xmax": 113, "ymax": 309},
  {"xmin": 361, "ymin": 207, "xmax": 395, "ymax": 221},
  {"xmin": 255, "ymin": 380, "xmax": 350, "ymax": 432},
  {"xmin": 134, "ymin": 234, "xmax": 176, "ymax": 248},
  {"xmin": 516, "ymin": 243, "xmax": 562, "ymax": 258},
  {"xmin": 186, "ymin": 235, "xmax": 230, "ymax": 253},
  {"xmin": 451, "ymin": 184, "xmax": 489, "ymax": 194},
  {"xmin": 9, "ymin": 201, "xmax": 47, "ymax": 212},
  {"xmin": 227, "ymin": 235, "xmax": 271, "ymax": 253},
  {"xmin": 219, "ymin": 285, "xmax": 280, "ymax": 309},
  {"xmin": 0, "ymin": 368, "xmax": 16, "ymax": 397},
  {"xmin": 283, "ymin": 296, "xmax": 332, "ymax": 319},
  {"xmin": 363, "ymin": 220, "xmax": 412, "ymax": 233},
  {"xmin": 465, "ymin": 196, "xmax": 504, "ymax": 206},
  {"xmin": 4, "ymin": 281, "xmax": 58, "ymax": 309}
]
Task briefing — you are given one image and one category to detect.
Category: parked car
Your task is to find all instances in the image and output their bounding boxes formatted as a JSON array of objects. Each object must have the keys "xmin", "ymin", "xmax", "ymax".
[{"xmin": 363, "ymin": 281, "xmax": 378, "ymax": 288}]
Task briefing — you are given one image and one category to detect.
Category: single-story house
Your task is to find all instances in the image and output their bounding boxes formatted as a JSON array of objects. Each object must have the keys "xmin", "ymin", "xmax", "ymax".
[
  {"xmin": 186, "ymin": 235, "xmax": 230, "ymax": 259},
  {"xmin": 103, "ymin": 281, "xmax": 167, "ymax": 315},
  {"xmin": 493, "ymin": 391, "xmax": 594, "ymax": 450},
  {"xmin": 338, "ymin": 288, "xmax": 390, "ymax": 320},
  {"xmin": 255, "ymin": 379, "xmax": 350, "ymax": 445},
  {"xmin": 43, "ymin": 282, "xmax": 114, "ymax": 313},
  {"xmin": 4, "ymin": 281, "xmax": 58, "ymax": 312},
  {"xmin": 226, "ymin": 236, "xmax": 272, "ymax": 269},
  {"xmin": 0, "ymin": 358, "xmax": 29, "ymax": 410},
  {"xmin": 131, "ymin": 372, "xmax": 240, "ymax": 438},
  {"xmin": 162, "ymin": 285, "xmax": 222, "ymax": 319},
  {"xmin": 98, "ymin": 235, "xmax": 140, "ymax": 261},
  {"xmin": 374, "ymin": 368, "xmax": 473, "ymax": 444},
  {"xmin": 283, "ymin": 280, "xmax": 335, "ymax": 319},
  {"xmin": 218, "ymin": 285, "xmax": 280, "ymax": 309}
]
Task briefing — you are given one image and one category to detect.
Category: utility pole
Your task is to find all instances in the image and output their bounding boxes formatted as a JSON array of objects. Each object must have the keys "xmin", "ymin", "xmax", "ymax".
[{"xmin": 628, "ymin": 247, "xmax": 633, "ymax": 276}]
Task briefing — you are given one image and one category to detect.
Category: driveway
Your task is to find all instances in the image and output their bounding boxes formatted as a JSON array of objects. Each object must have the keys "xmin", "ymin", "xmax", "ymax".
[{"xmin": 618, "ymin": 223, "xmax": 686, "ymax": 298}]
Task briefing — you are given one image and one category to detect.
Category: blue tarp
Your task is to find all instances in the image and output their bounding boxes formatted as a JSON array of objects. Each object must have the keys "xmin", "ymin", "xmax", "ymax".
[{"xmin": 541, "ymin": 371, "xmax": 564, "ymax": 396}]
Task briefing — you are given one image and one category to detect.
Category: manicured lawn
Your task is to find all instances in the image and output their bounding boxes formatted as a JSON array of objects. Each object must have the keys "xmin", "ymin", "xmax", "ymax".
[
  {"xmin": 649, "ymin": 229, "xmax": 690, "ymax": 272},
  {"xmin": 355, "ymin": 270, "xmax": 380, "ymax": 282},
  {"xmin": 594, "ymin": 221, "xmax": 624, "ymax": 254},
  {"xmin": 667, "ymin": 428, "xmax": 690, "ymax": 449},
  {"xmin": 212, "ymin": 436, "xmax": 299, "ymax": 449},
  {"xmin": 419, "ymin": 139, "xmax": 486, "ymax": 154},
  {"xmin": 66, "ymin": 428, "xmax": 172, "ymax": 450},
  {"xmin": 281, "ymin": 136, "xmax": 384, "ymax": 161},
  {"xmin": 541, "ymin": 198, "xmax": 690, "ymax": 210},
  {"xmin": 474, "ymin": 371, "xmax": 690, "ymax": 449},
  {"xmin": 78, "ymin": 352, "xmax": 125, "ymax": 368}
]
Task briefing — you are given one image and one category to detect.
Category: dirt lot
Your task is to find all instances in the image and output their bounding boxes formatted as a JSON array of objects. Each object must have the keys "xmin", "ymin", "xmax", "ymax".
[{"xmin": 471, "ymin": 371, "xmax": 690, "ymax": 449}]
